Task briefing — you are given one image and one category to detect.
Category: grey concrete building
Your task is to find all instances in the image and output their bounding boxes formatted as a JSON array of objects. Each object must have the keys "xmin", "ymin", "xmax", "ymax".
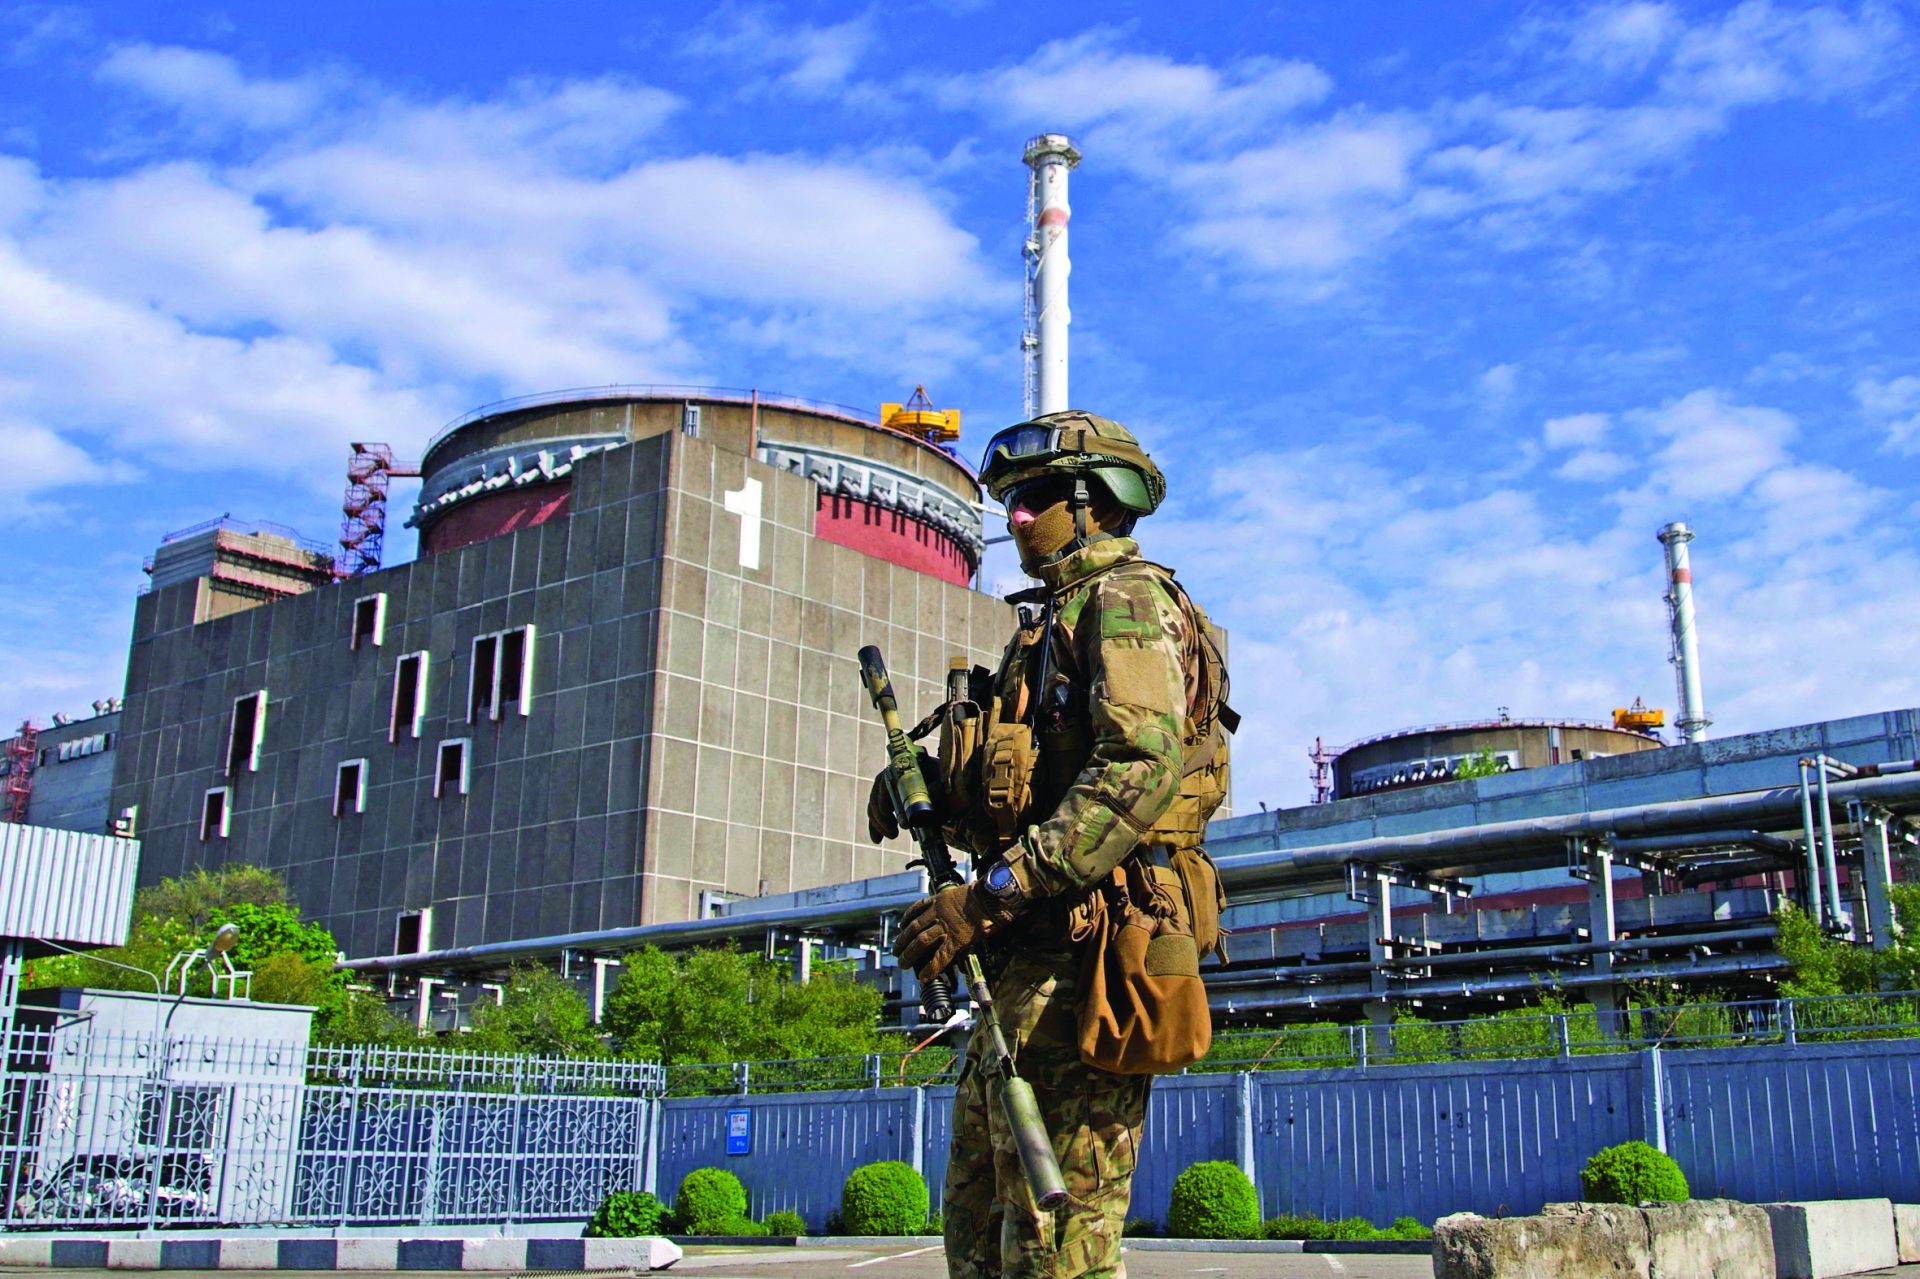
[
  {"xmin": 111, "ymin": 391, "xmax": 1012, "ymax": 962},
  {"xmin": 1, "ymin": 707, "xmax": 124, "ymax": 835}
]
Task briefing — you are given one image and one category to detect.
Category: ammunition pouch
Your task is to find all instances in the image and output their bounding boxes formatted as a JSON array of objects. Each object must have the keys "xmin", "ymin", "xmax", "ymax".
[
  {"xmin": 1074, "ymin": 857, "xmax": 1213, "ymax": 1075},
  {"xmin": 980, "ymin": 717, "xmax": 1037, "ymax": 844}
]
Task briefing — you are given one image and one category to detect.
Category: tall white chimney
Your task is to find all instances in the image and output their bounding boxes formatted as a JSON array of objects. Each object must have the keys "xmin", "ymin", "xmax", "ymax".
[
  {"xmin": 1658, "ymin": 522, "xmax": 1711, "ymax": 744},
  {"xmin": 1023, "ymin": 134, "xmax": 1081, "ymax": 419}
]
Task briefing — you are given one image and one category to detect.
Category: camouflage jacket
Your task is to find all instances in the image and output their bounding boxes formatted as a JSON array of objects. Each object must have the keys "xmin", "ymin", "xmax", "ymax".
[{"xmin": 1001, "ymin": 536, "xmax": 1198, "ymax": 901}]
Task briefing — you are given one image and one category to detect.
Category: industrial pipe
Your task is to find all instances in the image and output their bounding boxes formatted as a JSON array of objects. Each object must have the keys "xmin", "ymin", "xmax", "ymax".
[
  {"xmin": 1815, "ymin": 755, "xmax": 1849, "ymax": 928},
  {"xmin": 1798, "ymin": 760, "xmax": 1825, "ymax": 926},
  {"xmin": 1607, "ymin": 829, "xmax": 1796, "ymax": 859},
  {"xmin": 1205, "ymin": 924, "xmax": 1780, "ymax": 990},
  {"xmin": 1211, "ymin": 952, "xmax": 1789, "ymax": 1015},
  {"xmin": 342, "ymin": 769, "xmax": 1920, "ymax": 977},
  {"xmin": 1215, "ymin": 768, "xmax": 1920, "ymax": 901}
]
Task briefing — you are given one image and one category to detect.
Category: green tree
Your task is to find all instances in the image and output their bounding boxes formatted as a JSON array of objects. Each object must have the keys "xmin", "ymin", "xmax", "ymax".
[
  {"xmin": 20, "ymin": 864, "xmax": 413, "ymax": 1043},
  {"xmin": 1453, "ymin": 748, "xmax": 1503, "ymax": 781},
  {"xmin": 1773, "ymin": 902, "xmax": 1876, "ymax": 996},
  {"xmin": 602, "ymin": 945, "xmax": 885, "ymax": 1063},
  {"xmin": 464, "ymin": 965, "xmax": 606, "ymax": 1057}
]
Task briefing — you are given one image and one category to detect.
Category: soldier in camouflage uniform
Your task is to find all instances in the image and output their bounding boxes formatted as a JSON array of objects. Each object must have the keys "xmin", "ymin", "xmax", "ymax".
[{"xmin": 869, "ymin": 411, "xmax": 1230, "ymax": 1279}]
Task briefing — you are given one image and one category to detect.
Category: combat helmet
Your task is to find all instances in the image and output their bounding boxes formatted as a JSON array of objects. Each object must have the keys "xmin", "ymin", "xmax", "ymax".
[{"xmin": 977, "ymin": 410, "xmax": 1166, "ymax": 516}]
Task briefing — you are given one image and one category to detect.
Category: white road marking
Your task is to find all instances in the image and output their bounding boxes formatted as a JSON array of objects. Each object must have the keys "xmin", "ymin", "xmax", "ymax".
[
  {"xmin": 1192, "ymin": 1268, "xmax": 1228, "ymax": 1272},
  {"xmin": 849, "ymin": 1244, "xmax": 943, "ymax": 1267},
  {"xmin": 1322, "ymin": 1256, "xmax": 1347, "ymax": 1272}
]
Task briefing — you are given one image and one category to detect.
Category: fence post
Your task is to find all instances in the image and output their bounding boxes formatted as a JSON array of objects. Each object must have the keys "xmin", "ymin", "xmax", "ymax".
[
  {"xmin": 1235, "ymin": 1073, "xmax": 1256, "ymax": 1193},
  {"xmin": 339, "ymin": 1047, "xmax": 363, "ymax": 1228},
  {"xmin": 1781, "ymin": 999, "xmax": 1798, "ymax": 1047},
  {"xmin": 1638, "ymin": 1047, "xmax": 1667, "ymax": 1153},
  {"xmin": 1354, "ymin": 1025, "xmax": 1368, "ymax": 1070},
  {"xmin": 868, "ymin": 1054, "xmax": 883, "ymax": 1090},
  {"xmin": 1555, "ymin": 1015, "xmax": 1572, "ymax": 1058},
  {"xmin": 734, "ymin": 1061, "xmax": 751, "ymax": 1095},
  {"xmin": 908, "ymin": 1088, "xmax": 926, "ymax": 1178}
]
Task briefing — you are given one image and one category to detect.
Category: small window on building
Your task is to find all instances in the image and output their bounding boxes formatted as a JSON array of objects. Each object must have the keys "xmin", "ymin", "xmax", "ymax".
[
  {"xmin": 469, "ymin": 625, "xmax": 537, "ymax": 721},
  {"xmin": 391, "ymin": 651, "xmax": 429, "ymax": 742},
  {"xmin": 201, "ymin": 787, "xmax": 230, "ymax": 841},
  {"xmin": 334, "ymin": 759, "xmax": 368, "ymax": 816},
  {"xmin": 351, "ymin": 593, "xmax": 387, "ymax": 649},
  {"xmin": 435, "ymin": 738, "xmax": 470, "ymax": 798},
  {"xmin": 468, "ymin": 635, "xmax": 498, "ymax": 721},
  {"xmin": 226, "ymin": 691, "xmax": 267, "ymax": 777},
  {"xmin": 395, "ymin": 908, "xmax": 432, "ymax": 955},
  {"xmin": 682, "ymin": 403, "xmax": 701, "ymax": 437},
  {"xmin": 112, "ymin": 805, "xmax": 139, "ymax": 838}
]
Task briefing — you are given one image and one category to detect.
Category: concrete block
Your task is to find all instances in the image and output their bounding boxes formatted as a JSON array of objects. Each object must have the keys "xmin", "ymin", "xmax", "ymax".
[
  {"xmin": 158, "ymin": 1242, "xmax": 222, "ymax": 1270},
  {"xmin": 524, "ymin": 1239, "xmax": 587, "ymax": 1270},
  {"xmin": 335, "ymin": 1237, "xmax": 400, "ymax": 1270},
  {"xmin": 1434, "ymin": 1204, "xmax": 1649, "ymax": 1278},
  {"xmin": 49, "ymin": 1242, "xmax": 109, "ymax": 1269},
  {"xmin": 105, "ymin": 1240, "xmax": 163, "ymax": 1270},
  {"xmin": 583, "ymin": 1237, "xmax": 683, "ymax": 1271},
  {"xmin": 1896, "ymin": 1204, "xmax": 1920, "ymax": 1264},
  {"xmin": 396, "ymin": 1239, "xmax": 463, "ymax": 1270},
  {"xmin": 275, "ymin": 1239, "xmax": 338, "ymax": 1270},
  {"xmin": 1761, "ymin": 1199, "xmax": 1897, "ymax": 1279},
  {"xmin": 459, "ymin": 1239, "xmax": 528, "ymax": 1271},
  {"xmin": 216, "ymin": 1238, "xmax": 280, "ymax": 1270},
  {"xmin": 0, "ymin": 1238, "xmax": 55, "ymax": 1267},
  {"xmin": 1642, "ymin": 1199, "xmax": 1772, "ymax": 1279}
]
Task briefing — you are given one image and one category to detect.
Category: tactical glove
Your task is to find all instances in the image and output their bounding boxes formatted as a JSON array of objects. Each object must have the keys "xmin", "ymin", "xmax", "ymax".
[{"xmin": 891, "ymin": 882, "xmax": 1015, "ymax": 982}]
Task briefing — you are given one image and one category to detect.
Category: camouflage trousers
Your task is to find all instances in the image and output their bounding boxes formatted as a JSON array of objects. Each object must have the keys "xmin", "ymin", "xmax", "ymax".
[{"xmin": 942, "ymin": 947, "xmax": 1152, "ymax": 1279}]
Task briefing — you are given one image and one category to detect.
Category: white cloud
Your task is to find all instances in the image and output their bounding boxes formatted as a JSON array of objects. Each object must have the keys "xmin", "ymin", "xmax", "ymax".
[
  {"xmin": 1857, "ymin": 375, "xmax": 1920, "ymax": 453},
  {"xmin": 1569, "ymin": 3, "xmax": 1682, "ymax": 76},
  {"xmin": 685, "ymin": 9, "xmax": 879, "ymax": 97},
  {"xmin": 944, "ymin": 4, "xmax": 1907, "ymax": 289},
  {"xmin": 958, "ymin": 30, "xmax": 1330, "ymax": 137},
  {"xmin": 1479, "ymin": 363, "xmax": 1519, "ymax": 408},
  {"xmin": 1543, "ymin": 411, "xmax": 1610, "ymax": 448},
  {"xmin": 1634, "ymin": 389, "xmax": 1795, "ymax": 501},
  {"xmin": 1556, "ymin": 449, "xmax": 1632, "ymax": 482},
  {"xmin": 97, "ymin": 43, "xmax": 335, "ymax": 131}
]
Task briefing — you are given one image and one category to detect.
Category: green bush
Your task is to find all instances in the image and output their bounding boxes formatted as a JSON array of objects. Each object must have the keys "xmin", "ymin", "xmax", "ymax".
[
  {"xmin": 717, "ymin": 1217, "xmax": 767, "ymax": 1237},
  {"xmin": 763, "ymin": 1210, "xmax": 807, "ymax": 1237},
  {"xmin": 1166, "ymin": 1161, "xmax": 1261, "ymax": 1240},
  {"xmin": 1325, "ymin": 1217, "xmax": 1380, "ymax": 1240},
  {"xmin": 1580, "ymin": 1141, "xmax": 1689, "ymax": 1204},
  {"xmin": 1386, "ymin": 1216, "xmax": 1434, "ymax": 1241},
  {"xmin": 1263, "ymin": 1213, "xmax": 1323, "ymax": 1240},
  {"xmin": 586, "ymin": 1190, "xmax": 666, "ymax": 1238},
  {"xmin": 840, "ymin": 1161, "xmax": 930, "ymax": 1236},
  {"xmin": 1123, "ymin": 1218, "xmax": 1161, "ymax": 1237},
  {"xmin": 926, "ymin": 1211, "xmax": 943, "ymax": 1234},
  {"xmin": 674, "ymin": 1167, "xmax": 749, "ymax": 1235}
]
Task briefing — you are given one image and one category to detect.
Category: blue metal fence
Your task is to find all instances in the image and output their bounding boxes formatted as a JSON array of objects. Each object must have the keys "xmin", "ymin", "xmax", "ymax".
[{"xmin": 686, "ymin": 1039, "xmax": 1920, "ymax": 1231}]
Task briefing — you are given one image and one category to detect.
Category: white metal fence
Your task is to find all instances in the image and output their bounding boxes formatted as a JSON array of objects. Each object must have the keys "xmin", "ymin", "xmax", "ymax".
[{"xmin": 0, "ymin": 1029, "xmax": 663, "ymax": 1230}]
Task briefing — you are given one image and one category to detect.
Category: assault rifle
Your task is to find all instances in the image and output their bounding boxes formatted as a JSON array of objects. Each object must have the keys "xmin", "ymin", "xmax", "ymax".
[{"xmin": 857, "ymin": 644, "xmax": 1068, "ymax": 1210}]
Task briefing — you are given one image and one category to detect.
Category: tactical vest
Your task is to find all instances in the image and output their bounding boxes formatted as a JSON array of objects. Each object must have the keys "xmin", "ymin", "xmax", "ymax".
[{"xmin": 931, "ymin": 558, "xmax": 1237, "ymax": 860}]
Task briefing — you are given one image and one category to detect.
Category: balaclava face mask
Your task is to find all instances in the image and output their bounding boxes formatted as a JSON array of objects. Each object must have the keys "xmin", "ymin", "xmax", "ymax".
[{"xmin": 1008, "ymin": 479, "xmax": 1123, "ymax": 573}]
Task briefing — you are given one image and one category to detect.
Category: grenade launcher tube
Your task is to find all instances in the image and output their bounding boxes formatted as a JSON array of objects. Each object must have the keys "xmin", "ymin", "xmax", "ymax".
[{"xmin": 856, "ymin": 644, "xmax": 1069, "ymax": 1212}]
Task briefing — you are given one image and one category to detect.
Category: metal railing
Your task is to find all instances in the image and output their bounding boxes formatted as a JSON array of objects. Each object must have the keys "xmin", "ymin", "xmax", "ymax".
[
  {"xmin": 0, "ymin": 1028, "xmax": 662, "ymax": 1231},
  {"xmin": 423, "ymin": 385, "xmax": 882, "ymax": 460}
]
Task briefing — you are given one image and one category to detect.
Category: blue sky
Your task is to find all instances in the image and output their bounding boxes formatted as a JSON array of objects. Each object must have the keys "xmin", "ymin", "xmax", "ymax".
[{"xmin": 2, "ymin": 1, "xmax": 1916, "ymax": 808}]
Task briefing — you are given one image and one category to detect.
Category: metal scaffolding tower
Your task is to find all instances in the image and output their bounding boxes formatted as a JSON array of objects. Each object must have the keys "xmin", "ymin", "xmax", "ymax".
[
  {"xmin": 3, "ymin": 721, "xmax": 38, "ymax": 824},
  {"xmin": 340, "ymin": 444, "xmax": 422, "ymax": 577}
]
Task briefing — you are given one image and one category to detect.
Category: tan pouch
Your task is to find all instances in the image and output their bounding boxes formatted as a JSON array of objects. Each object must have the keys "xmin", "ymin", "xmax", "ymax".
[
  {"xmin": 1076, "ymin": 863, "xmax": 1213, "ymax": 1075},
  {"xmin": 980, "ymin": 715, "xmax": 1036, "ymax": 844}
]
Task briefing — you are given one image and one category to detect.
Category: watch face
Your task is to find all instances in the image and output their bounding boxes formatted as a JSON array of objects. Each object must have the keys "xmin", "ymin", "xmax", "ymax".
[{"xmin": 986, "ymin": 864, "xmax": 1015, "ymax": 896}]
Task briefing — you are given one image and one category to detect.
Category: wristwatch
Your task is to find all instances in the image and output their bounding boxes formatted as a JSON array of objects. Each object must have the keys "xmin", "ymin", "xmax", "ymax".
[{"xmin": 983, "ymin": 861, "xmax": 1020, "ymax": 901}]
